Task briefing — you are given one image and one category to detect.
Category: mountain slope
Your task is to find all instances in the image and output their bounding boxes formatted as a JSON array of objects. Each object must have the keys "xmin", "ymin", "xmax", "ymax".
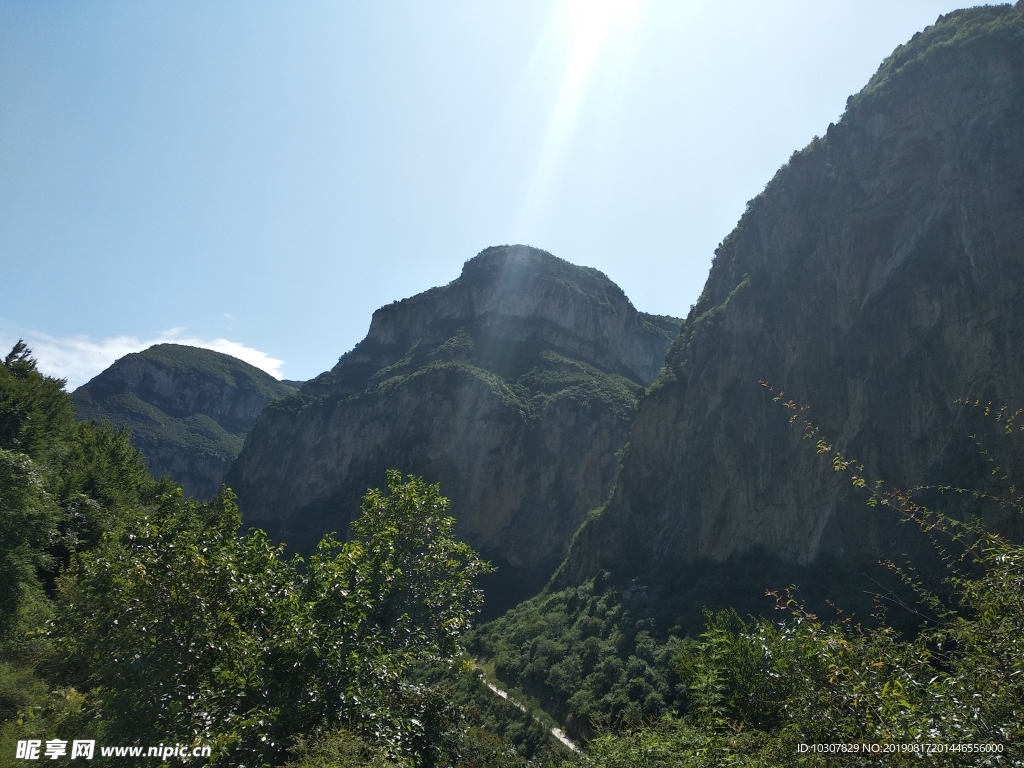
[
  {"xmin": 227, "ymin": 245, "xmax": 680, "ymax": 613},
  {"xmin": 562, "ymin": 4, "xmax": 1024, "ymax": 593},
  {"xmin": 73, "ymin": 344, "xmax": 295, "ymax": 499},
  {"xmin": 462, "ymin": 7, "xmax": 1024, "ymax": 741}
]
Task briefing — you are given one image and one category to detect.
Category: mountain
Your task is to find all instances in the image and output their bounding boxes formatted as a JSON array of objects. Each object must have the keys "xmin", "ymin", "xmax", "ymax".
[
  {"xmin": 73, "ymin": 344, "xmax": 295, "ymax": 499},
  {"xmin": 227, "ymin": 245, "xmax": 681, "ymax": 613},
  {"xmin": 559, "ymin": 4, "xmax": 1024, "ymax": 606}
]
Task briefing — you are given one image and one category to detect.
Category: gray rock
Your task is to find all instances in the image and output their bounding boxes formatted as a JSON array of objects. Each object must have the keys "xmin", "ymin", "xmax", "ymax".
[{"xmin": 562, "ymin": 4, "xmax": 1024, "ymax": 589}]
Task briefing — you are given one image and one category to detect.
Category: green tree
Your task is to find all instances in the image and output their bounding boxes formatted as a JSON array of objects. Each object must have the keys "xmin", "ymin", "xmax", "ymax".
[
  {"xmin": 0, "ymin": 343, "xmax": 156, "ymax": 633},
  {"xmin": 0, "ymin": 341, "xmax": 74, "ymax": 459},
  {"xmin": 0, "ymin": 343, "xmax": 71, "ymax": 635},
  {"xmin": 278, "ymin": 470, "xmax": 494, "ymax": 764},
  {"xmin": 0, "ymin": 344, "xmax": 159, "ymax": 730},
  {"xmin": 51, "ymin": 472, "xmax": 492, "ymax": 765},
  {"xmin": 0, "ymin": 450, "xmax": 60, "ymax": 636}
]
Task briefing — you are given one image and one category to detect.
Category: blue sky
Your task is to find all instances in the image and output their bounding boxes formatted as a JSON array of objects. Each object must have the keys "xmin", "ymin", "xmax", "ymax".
[{"xmin": 0, "ymin": 1, "xmax": 979, "ymax": 387}]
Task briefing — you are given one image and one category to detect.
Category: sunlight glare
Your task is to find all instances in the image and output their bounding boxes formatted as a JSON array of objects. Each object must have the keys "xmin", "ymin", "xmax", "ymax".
[{"xmin": 518, "ymin": 0, "xmax": 644, "ymax": 235}]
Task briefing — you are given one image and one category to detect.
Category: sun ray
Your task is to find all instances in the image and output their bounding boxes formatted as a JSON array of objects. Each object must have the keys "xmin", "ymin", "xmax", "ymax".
[{"xmin": 518, "ymin": 0, "xmax": 644, "ymax": 234}]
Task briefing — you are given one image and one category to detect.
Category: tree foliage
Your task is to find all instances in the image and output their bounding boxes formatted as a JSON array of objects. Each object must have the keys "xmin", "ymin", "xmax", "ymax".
[
  {"xmin": 580, "ymin": 535, "xmax": 1023, "ymax": 766},
  {"xmin": 49, "ymin": 472, "xmax": 491, "ymax": 765},
  {"xmin": 0, "ymin": 342, "xmax": 155, "ymax": 601},
  {"xmin": 469, "ymin": 580, "xmax": 682, "ymax": 738},
  {"xmin": 1, "ymin": 345, "xmax": 502, "ymax": 766}
]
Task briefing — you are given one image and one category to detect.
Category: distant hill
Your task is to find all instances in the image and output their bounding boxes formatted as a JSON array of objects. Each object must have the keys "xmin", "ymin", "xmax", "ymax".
[
  {"xmin": 73, "ymin": 344, "xmax": 295, "ymax": 499},
  {"xmin": 227, "ymin": 245, "xmax": 681, "ymax": 615}
]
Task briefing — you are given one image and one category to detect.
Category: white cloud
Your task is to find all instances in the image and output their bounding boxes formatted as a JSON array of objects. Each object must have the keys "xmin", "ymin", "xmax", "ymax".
[{"xmin": 0, "ymin": 328, "xmax": 285, "ymax": 390}]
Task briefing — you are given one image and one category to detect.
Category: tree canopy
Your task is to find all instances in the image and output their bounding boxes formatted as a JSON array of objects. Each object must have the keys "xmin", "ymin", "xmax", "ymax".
[{"xmin": 50, "ymin": 474, "xmax": 491, "ymax": 765}]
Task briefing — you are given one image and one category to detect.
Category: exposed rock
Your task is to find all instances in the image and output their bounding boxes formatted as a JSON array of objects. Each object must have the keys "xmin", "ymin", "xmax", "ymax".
[
  {"xmin": 228, "ymin": 245, "xmax": 680, "ymax": 614},
  {"xmin": 73, "ymin": 344, "xmax": 295, "ymax": 499},
  {"xmin": 563, "ymin": 5, "xmax": 1024, "ymax": 591}
]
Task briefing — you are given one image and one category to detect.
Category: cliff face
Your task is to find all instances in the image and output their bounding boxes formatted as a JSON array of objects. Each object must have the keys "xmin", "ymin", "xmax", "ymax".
[
  {"xmin": 564, "ymin": 5, "xmax": 1024, "ymax": 587},
  {"xmin": 228, "ymin": 246, "xmax": 679, "ymax": 612},
  {"xmin": 73, "ymin": 344, "xmax": 295, "ymax": 499}
]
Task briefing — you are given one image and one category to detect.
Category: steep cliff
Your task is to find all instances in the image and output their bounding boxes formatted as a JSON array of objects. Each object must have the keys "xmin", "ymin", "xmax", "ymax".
[
  {"xmin": 228, "ymin": 245, "xmax": 680, "ymax": 613},
  {"xmin": 73, "ymin": 344, "xmax": 295, "ymax": 499},
  {"xmin": 562, "ymin": 5, "xmax": 1024, "ymax": 596}
]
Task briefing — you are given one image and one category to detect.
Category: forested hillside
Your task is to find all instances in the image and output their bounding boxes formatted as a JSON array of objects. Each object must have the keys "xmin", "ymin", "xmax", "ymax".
[{"xmin": 73, "ymin": 344, "xmax": 295, "ymax": 499}]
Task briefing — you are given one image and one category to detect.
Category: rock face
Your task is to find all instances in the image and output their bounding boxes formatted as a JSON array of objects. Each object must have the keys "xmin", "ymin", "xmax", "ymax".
[
  {"xmin": 563, "ymin": 5, "xmax": 1024, "ymax": 589},
  {"xmin": 227, "ymin": 246, "xmax": 680, "ymax": 613},
  {"xmin": 73, "ymin": 344, "xmax": 295, "ymax": 499}
]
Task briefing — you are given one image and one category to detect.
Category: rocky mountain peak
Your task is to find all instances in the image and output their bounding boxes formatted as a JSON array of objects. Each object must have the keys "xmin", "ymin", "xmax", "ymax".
[
  {"xmin": 228, "ymin": 247, "xmax": 681, "ymax": 614},
  {"xmin": 306, "ymin": 245, "xmax": 677, "ymax": 401}
]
